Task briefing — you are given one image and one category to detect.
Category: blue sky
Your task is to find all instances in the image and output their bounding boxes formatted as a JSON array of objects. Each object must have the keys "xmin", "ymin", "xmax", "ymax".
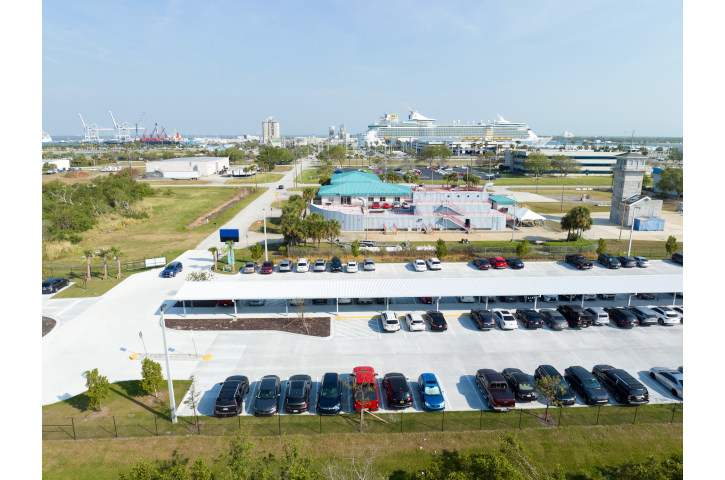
[{"xmin": 43, "ymin": 0, "xmax": 683, "ymax": 137}]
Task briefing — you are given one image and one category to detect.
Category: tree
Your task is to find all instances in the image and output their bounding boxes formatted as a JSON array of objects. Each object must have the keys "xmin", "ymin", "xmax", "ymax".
[
  {"xmin": 655, "ymin": 167, "xmax": 683, "ymax": 201},
  {"xmin": 96, "ymin": 248, "xmax": 110, "ymax": 280},
  {"xmin": 208, "ymin": 246, "xmax": 218, "ymax": 272},
  {"xmin": 110, "ymin": 246, "xmax": 124, "ymax": 280},
  {"xmin": 596, "ymin": 238, "xmax": 607, "ymax": 255},
  {"xmin": 642, "ymin": 174, "xmax": 653, "ymax": 188},
  {"xmin": 322, "ymin": 447, "xmax": 385, "ymax": 480},
  {"xmin": 83, "ymin": 249, "xmax": 94, "ymax": 283},
  {"xmin": 462, "ymin": 173, "xmax": 480, "ymax": 186},
  {"xmin": 435, "ymin": 238, "xmax": 448, "ymax": 259},
  {"xmin": 443, "ymin": 172, "xmax": 459, "ymax": 187},
  {"xmin": 403, "ymin": 172, "xmax": 420, "ymax": 184},
  {"xmin": 184, "ymin": 375, "xmax": 202, "ymax": 433},
  {"xmin": 666, "ymin": 147, "xmax": 683, "ymax": 163},
  {"xmin": 186, "ymin": 271, "xmax": 215, "ymax": 281},
  {"xmin": 305, "ymin": 214, "xmax": 328, "ymax": 250},
  {"xmin": 516, "ymin": 239, "xmax": 529, "ymax": 258},
  {"xmin": 280, "ymin": 213, "xmax": 303, "ymax": 246},
  {"xmin": 562, "ymin": 206, "xmax": 593, "ymax": 240},
  {"xmin": 292, "ymin": 299, "xmax": 311, "ymax": 334},
  {"xmin": 326, "ymin": 219, "xmax": 342, "ymax": 246},
  {"xmin": 43, "ymin": 162, "xmax": 58, "ymax": 171},
  {"xmin": 302, "ymin": 187, "xmax": 317, "ymax": 213},
  {"xmin": 140, "ymin": 358, "xmax": 163, "ymax": 398},
  {"xmin": 84, "ymin": 368, "xmax": 111, "ymax": 411},
  {"xmin": 550, "ymin": 155, "xmax": 582, "ymax": 177},
  {"xmin": 534, "ymin": 374, "xmax": 567, "ymax": 422},
  {"xmin": 522, "ymin": 153, "xmax": 551, "ymax": 193},
  {"xmin": 665, "ymin": 235, "xmax": 678, "ymax": 255},
  {"xmin": 350, "ymin": 239, "xmax": 360, "ymax": 260},
  {"xmin": 249, "ymin": 243, "xmax": 264, "ymax": 262}
]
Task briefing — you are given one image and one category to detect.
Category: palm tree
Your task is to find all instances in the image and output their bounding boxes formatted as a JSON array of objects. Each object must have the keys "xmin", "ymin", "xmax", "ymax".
[
  {"xmin": 280, "ymin": 214, "xmax": 302, "ymax": 246},
  {"xmin": 110, "ymin": 246, "xmax": 124, "ymax": 280},
  {"xmin": 327, "ymin": 219, "xmax": 342, "ymax": 246},
  {"xmin": 83, "ymin": 249, "xmax": 94, "ymax": 282},
  {"xmin": 444, "ymin": 172, "xmax": 459, "ymax": 187},
  {"xmin": 98, "ymin": 248, "xmax": 110, "ymax": 280},
  {"xmin": 302, "ymin": 187, "xmax": 316, "ymax": 214},
  {"xmin": 208, "ymin": 246, "xmax": 218, "ymax": 272}
]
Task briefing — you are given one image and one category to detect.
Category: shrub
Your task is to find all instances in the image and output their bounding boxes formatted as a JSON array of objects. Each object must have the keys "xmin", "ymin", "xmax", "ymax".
[{"xmin": 278, "ymin": 246, "xmax": 287, "ymax": 256}]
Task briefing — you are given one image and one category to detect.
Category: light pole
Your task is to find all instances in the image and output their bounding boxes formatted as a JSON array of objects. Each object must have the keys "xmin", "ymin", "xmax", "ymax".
[
  {"xmin": 160, "ymin": 307, "xmax": 177, "ymax": 424},
  {"xmin": 509, "ymin": 193, "xmax": 518, "ymax": 242},
  {"xmin": 263, "ymin": 207, "xmax": 268, "ymax": 261},
  {"xmin": 626, "ymin": 206, "xmax": 642, "ymax": 257}
]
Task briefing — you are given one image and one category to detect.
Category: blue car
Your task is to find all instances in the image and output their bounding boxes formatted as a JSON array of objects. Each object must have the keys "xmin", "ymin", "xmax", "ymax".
[
  {"xmin": 418, "ymin": 373, "xmax": 445, "ymax": 411},
  {"xmin": 333, "ymin": 169, "xmax": 344, "ymax": 174},
  {"xmin": 162, "ymin": 261, "xmax": 183, "ymax": 277}
]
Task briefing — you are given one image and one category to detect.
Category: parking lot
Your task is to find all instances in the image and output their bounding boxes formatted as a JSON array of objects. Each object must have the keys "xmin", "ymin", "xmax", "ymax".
[{"xmin": 332, "ymin": 165, "xmax": 493, "ymax": 182}]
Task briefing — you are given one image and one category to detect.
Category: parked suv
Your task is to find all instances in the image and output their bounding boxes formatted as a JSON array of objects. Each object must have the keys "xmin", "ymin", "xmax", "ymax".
[
  {"xmin": 608, "ymin": 307, "xmax": 638, "ymax": 328},
  {"xmin": 515, "ymin": 309, "xmax": 543, "ymax": 329},
  {"xmin": 598, "ymin": 254, "xmax": 621, "ymax": 269},
  {"xmin": 424, "ymin": 310, "xmax": 448, "ymax": 331},
  {"xmin": 162, "ymin": 261, "xmax": 183, "ymax": 277},
  {"xmin": 470, "ymin": 309, "xmax": 496, "ymax": 330},
  {"xmin": 330, "ymin": 257, "xmax": 343, "ymax": 272},
  {"xmin": 556, "ymin": 304, "xmax": 593, "ymax": 328},
  {"xmin": 214, "ymin": 376, "xmax": 250, "ymax": 417},
  {"xmin": 284, "ymin": 375, "xmax": 312, "ymax": 413},
  {"xmin": 382, "ymin": 373, "xmax": 413, "ymax": 409},
  {"xmin": 316, "ymin": 372, "xmax": 342, "ymax": 415},
  {"xmin": 475, "ymin": 369, "xmax": 515, "ymax": 411},
  {"xmin": 564, "ymin": 366, "xmax": 609, "ymax": 405},
  {"xmin": 671, "ymin": 252, "xmax": 683, "ymax": 264},
  {"xmin": 592, "ymin": 365, "xmax": 649, "ymax": 405},
  {"xmin": 534, "ymin": 365, "xmax": 576, "ymax": 405},
  {"xmin": 364, "ymin": 258, "xmax": 376, "ymax": 271}
]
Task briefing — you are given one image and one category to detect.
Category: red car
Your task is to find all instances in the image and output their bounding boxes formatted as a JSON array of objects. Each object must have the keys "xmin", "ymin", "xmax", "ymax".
[
  {"xmin": 351, "ymin": 366, "xmax": 379, "ymax": 412},
  {"xmin": 488, "ymin": 256, "xmax": 507, "ymax": 269},
  {"xmin": 371, "ymin": 202, "xmax": 381, "ymax": 209},
  {"xmin": 375, "ymin": 170, "xmax": 382, "ymax": 174},
  {"xmin": 260, "ymin": 260, "xmax": 275, "ymax": 274},
  {"xmin": 382, "ymin": 203, "xmax": 391, "ymax": 209},
  {"xmin": 420, "ymin": 297, "xmax": 433, "ymax": 304},
  {"xmin": 217, "ymin": 300, "xmax": 235, "ymax": 307}
]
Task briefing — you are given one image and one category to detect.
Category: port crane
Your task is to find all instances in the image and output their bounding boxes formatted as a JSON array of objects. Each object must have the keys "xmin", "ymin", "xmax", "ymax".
[
  {"xmin": 78, "ymin": 113, "xmax": 112, "ymax": 143},
  {"xmin": 109, "ymin": 111, "xmax": 136, "ymax": 143}
]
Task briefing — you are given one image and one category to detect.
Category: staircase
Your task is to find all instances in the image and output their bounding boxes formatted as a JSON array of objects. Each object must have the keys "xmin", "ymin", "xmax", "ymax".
[{"xmin": 442, "ymin": 213, "xmax": 471, "ymax": 233}]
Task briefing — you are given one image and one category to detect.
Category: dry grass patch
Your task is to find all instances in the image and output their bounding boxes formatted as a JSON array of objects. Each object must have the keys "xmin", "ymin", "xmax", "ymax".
[{"xmin": 43, "ymin": 241, "xmax": 76, "ymax": 261}]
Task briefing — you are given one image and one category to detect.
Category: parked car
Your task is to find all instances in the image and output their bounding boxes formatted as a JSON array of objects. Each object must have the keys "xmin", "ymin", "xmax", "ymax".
[
  {"xmin": 472, "ymin": 258, "xmax": 491, "ymax": 270},
  {"xmin": 279, "ymin": 260, "xmax": 292, "ymax": 272},
  {"xmin": 351, "ymin": 366, "xmax": 379, "ymax": 412},
  {"xmin": 475, "ymin": 369, "xmax": 515, "ymax": 411},
  {"xmin": 502, "ymin": 368, "xmax": 538, "ymax": 401},
  {"xmin": 382, "ymin": 203, "xmax": 391, "ymax": 209},
  {"xmin": 426, "ymin": 258, "xmax": 442, "ymax": 270},
  {"xmin": 330, "ymin": 257, "xmax": 343, "ymax": 273},
  {"xmin": 248, "ymin": 299, "xmax": 265, "ymax": 306},
  {"xmin": 597, "ymin": 293, "xmax": 616, "ymax": 300},
  {"xmin": 254, "ymin": 375, "xmax": 282, "ymax": 416},
  {"xmin": 424, "ymin": 310, "xmax": 448, "ymax": 331},
  {"xmin": 564, "ymin": 366, "xmax": 609, "ymax": 405},
  {"xmin": 420, "ymin": 297, "xmax": 433, "ymax": 304},
  {"xmin": 633, "ymin": 256, "xmax": 651, "ymax": 267},
  {"xmin": 539, "ymin": 309, "xmax": 569, "ymax": 330},
  {"xmin": 598, "ymin": 254, "xmax": 621, "ymax": 269},
  {"xmin": 381, "ymin": 311, "xmax": 401, "ymax": 332},
  {"xmin": 617, "ymin": 256, "xmax": 637, "ymax": 268},
  {"xmin": 214, "ymin": 376, "xmax": 250, "ymax": 417},
  {"xmin": 313, "ymin": 259, "xmax": 327, "ymax": 272},
  {"xmin": 375, "ymin": 298, "xmax": 392, "ymax": 305},
  {"xmin": 519, "ymin": 295, "xmax": 539, "ymax": 303},
  {"xmin": 217, "ymin": 300, "xmax": 235, "ymax": 307},
  {"xmin": 333, "ymin": 169, "xmax": 344, "ymax": 174},
  {"xmin": 405, "ymin": 313, "xmax": 426, "ymax": 331},
  {"xmin": 346, "ymin": 261, "xmax": 358, "ymax": 273},
  {"xmin": 608, "ymin": 307, "xmax": 638, "ymax": 328},
  {"xmin": 592, "ymin": 365, "xmax": 649, "ymax": 405},
  {"xmin": 585, "ymin": 307, "xmax": 610, "ymax": 326},
  {"xmin": 501, "ymin": 296, "xmax": 518, "ymax": 303},
  {"xmin": 242, "ymin": 261, "xmax": 258, "ymax": 274},
  {"xmin": 364, "ymin": 258, "xmax": 376, "ymax": 271},
  {"xmin": 42, "ymin": 277, "xmax": 69, "ymax": 294},
  {"xmin": 296, "ymin": 258, "xmax": 309, "ymax": 273},
  {"xmin": 671, "ymin": 252, "xmax": 683, "ymax": 264},
  {"xmin": 580, "ymin": 294, "xmax": 597, "ymax": 301},
  {"xmin": 470, "ymin": 309, "xmax": 496, "ymax": 329},
  {"xmin": 515, "ymin": 309, "xmax": 543, "ymax": 329},
  {"xmin": 459, "ymin": 296, "xmax": 476, "ymax": 303},
  {"xmin": 558, "ymin": 294, "xmax": 577, "ymax": 302},
  {"xmin": 489, "ymin": 256, "xmax": 507, "ymax": 269},
  {"xmin": 277, "ymin": 184, "xmax": 284, "ymax": 190},
  {"xmin": 557, "ymin": 305, "xmax": 593, "ymax": 328},
  {"xmin": 565, "ymin": 254, "xmax": 594, "ymax": 270},
  {"xmin": 505, "ymin": 258, "xmax": 524, "ymax": 269},
  {"xmin": 636, "ymin": 292, "xmax": 655, "ymax": 300},
  {"xmin": 492, "ymin": 309, "xmax": 518, "ymax": 330},
  {"xmin": 625, "ymin": 306, "xmax": 658, "ymax": 325},
  {"xmin": 383, "ymin": 373, "xmax": 413, "ymax": 409},
  {"xmin": 312, "ymin": 299, "xmax": 327, "ymax": 305},
  {"xmin": 260, "ymin": 261, "xmax": 275, "ymax": 274},
  {"xmin": 317, "ymin": 372, "xmax": 342, "ymax": 415},
  {"xmin": 672, "ymin": 306, "xmax": 683, "ymax": 322},
  {"xmin": 162, "ymin": 261, "xmax": 183, "ymax": 277},
  {"xmin": 649, "ymin": 367, "xmax": 683, "ymax": 398},
  {"xmin": 413, "ymin": 259, "xmax": 427, "ymax": 272},
  {"xmin": 480, "ymin": 296, "xmax": 499, "ymax": 304},
  {"xmin": 371, "ymin": 202, "xmax": 381, "ymax": 209},
  {"xmin": 540, "ymin": 295, "xmax": 558, "ymax": 302},
  {"xmin": 338, "ymin": 298, "xmax": 352, "ymax": 305},
  {"xmin": 418, "ymin": 373, "xmax": 446, "ymax": 411},
  {"xmin": 534, "ymin": 365, "xmax": 576, "ymax": 405},
  {"xmin": 284, "ymin": 375, "xmax": 312, "ymax": 413},
  {"xmin": 290, "ymin": 299, "xmax": 305, "ymax": 306}
]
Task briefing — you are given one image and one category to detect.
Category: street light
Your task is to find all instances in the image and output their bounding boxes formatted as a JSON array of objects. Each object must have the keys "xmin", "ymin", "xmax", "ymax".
[
  {"xmin": 509, "ymin": 193, "xmax": 518, "ymax": 242},
  {"xmin": 626, "ymin": 205, "xmax": 643, "ymax": 257},
  {"xmin": 263, "ymin": 208, "xmax": 268, "ymax": 261}
]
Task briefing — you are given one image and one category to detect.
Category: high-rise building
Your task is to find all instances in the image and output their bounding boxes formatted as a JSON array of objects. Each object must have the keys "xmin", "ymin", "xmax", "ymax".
[
  {"xmin": 328, "ymin": 126, "xmax": 335, "ymax": 139},
  {"xmin": 338, "ymin": 124, "xmax": 346, "ymax": 140},
  {"xmin": 262, "ymin": 116, "xmax": 280, "ymax": 144}
]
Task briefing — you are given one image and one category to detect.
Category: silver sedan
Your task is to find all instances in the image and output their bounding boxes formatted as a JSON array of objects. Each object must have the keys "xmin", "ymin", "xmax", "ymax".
[
  {"xmin": 633, "ymin": 256, "xmax": 651, "ymax": 267},
  {"xmin": 649, "ymin": 367, "xmax": 683, "ymax": 399}
]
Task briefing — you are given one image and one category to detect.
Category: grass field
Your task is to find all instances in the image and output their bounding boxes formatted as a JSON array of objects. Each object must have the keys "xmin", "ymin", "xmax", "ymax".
[
  {"xmin": 296, "ymin": 168, "xmax": 322, "ymax": 184},
  {"xmin": 512, "ymin": 188, "xmax": 613, "ymax": 200},
  {"xmin": 490, "ymin": 176, "xmax": 614, "ymax": 186},
  {"xmin": 248, "ymin": 217, "xmax": 283, "ymax": 235},
  {"xmin": 225, "ymin": 173, "xmax": 284, "ymax": 185},
  {"xmin": 522, "ymin": 202, "xmax": 612, "ymax": 214},
  {"xmin": 145, "ymin": 180, "xmax": 213, "ymax": 185}
]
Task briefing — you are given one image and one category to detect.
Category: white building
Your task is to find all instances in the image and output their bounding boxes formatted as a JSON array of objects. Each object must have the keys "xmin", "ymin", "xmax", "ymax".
[
  {"xmin": 145, "ymin": 157, "xmax": 229, "ymax": 177},
  {"xmin": 43, "ymin": 158, "xmax": 70, "ymax": 170},
  {"xmin": 262, "ymin": 117, "xmax": 280, "ymax": 144}
]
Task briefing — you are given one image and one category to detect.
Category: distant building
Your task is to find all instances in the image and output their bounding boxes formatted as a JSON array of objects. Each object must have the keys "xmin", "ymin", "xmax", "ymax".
[
  {"xmin": 43, "ymin": 158, "xmax": 70, "ymax": 170},
  {"xmin": 609, "ymin": 152, "xmax": 662, "ymax": 227},
  {"xmin": 262, "ymin": 117, "xmax": 280, "ymax": 144},
  {"xmin": 329, "ymin": 126, "xmax": 336, "ymax": 139},
  {"xmin": 505, "ymin": 149, "xmax": 622, "ymax": 174},
  {"xmin": 145, "ymin": 157, "xmax": 229, "ymax": 177}
]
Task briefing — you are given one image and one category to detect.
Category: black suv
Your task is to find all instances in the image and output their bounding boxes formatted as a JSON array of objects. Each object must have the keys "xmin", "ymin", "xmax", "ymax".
[
  {"xmin": 598, "ymin": 254, "xmax": 621, "ymax": 269},
  {"xmin": 556, "ymin": 305, "xmax": 593, "ymax": 328},
  {"xmin": 608, "ymin": 307, "xmax": 638, "ymax": 328},
  {"xmin": 214, "ymin": 375, "xmax": 250, "ymax": 417},
  {"xmin": 424, "ymin": 311, "xmax": 448, "ymax": 331},
  {"xmin": 284, "ymin": 375, "xmax": 312, "ymax": 413},
  {"xmin": 534, "ymin": 365, "xmax": 576, "ymax": 405},
  {"xmin": 330, "ymin": 257, "xmax": 343, "ymax": 273},
  {"xmin": 515, "ymin": 309, "xmax": 543, "ymax": 329},
  {"xmin": 316, "ymin": 372, "xmax": 342, "ymax": 415},
  {"xmin": 592, "ymin": 365, "xmax": 649, "ymax": 405},
  {"xmin": 671, "ymin": 252, "xmax": 683, "ymax": 264},
  {"xmin": 470, "ymin": 309, "xmax": 496, "ymax": 330},
  {"xmin": 564, "ymin": 366, "xmax": 609, "ymax": 405},
  {"xmin": 382, "ymin": 372, "xmax": 413, "ymax": 409}
]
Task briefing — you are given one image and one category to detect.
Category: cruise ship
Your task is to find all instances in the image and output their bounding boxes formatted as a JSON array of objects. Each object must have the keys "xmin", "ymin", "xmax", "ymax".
[
  {"xmin": 361, "ymin": 110, "xmax": 550, "ymax": 147},
  {"xmin": 42, "ymin": 132, "xmax": 52, "ymax": 143}
]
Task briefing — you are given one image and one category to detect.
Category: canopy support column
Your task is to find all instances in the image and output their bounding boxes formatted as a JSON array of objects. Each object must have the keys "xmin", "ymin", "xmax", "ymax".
[
  {"xmin": 628, "ymin": 294, "xmax": 632, "ymax": 307},
  {"xmin": 336, "ymin": 298, "xmax": 339, "ymax": 315},
  {"xmin": 485, "ymin": 297, "xmax": 489, "ymax": 310},
  {"xmin": 581, "ymin": 296, "xmax": 585, "ymax": 307},
  {"xmin": 234, "ymin": 300, "xmax": 237, "ymax": 318},
  {"xmin": 672, "ymin": 293, "xmax": 676, "ymax": 306},
  {"xmin": 534, "ymin": 297, "xmax": 537, "ymax": 309},
  {"xmin": 183, "ymin": 300, "xmax": 186, "ymax": 317},
  {"xmin": 436, "ymin": 297, "xmax": 439, "ymax": 310}
]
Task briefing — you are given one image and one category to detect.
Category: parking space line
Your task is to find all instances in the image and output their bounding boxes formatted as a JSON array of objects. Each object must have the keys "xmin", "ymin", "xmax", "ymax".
[
  {"xmin": 246, "ymin": 378, "xmax": 260, "ymax": 415},
  {"xmin": 55, "ymin": 299, "xmax": 81, "ymax": 316},
  {"xmin": 465, "ymin": 376, "xmax": 485, "ymax": 408},
  {"xmin": 441, "ymin": 381, "xmax": 453, "ymax": 410}
]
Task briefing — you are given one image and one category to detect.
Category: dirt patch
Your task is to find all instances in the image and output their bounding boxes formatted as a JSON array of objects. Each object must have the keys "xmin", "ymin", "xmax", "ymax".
[
  {"xmin": 165, "ymin": 317, "xmax": 330, "ymax": 337},
  {"xmin": 65, "ymin": 170, "xmax": 90, "ymax": 178},
  {"xmin": 43, "ymin": 316, "xmax": 57, "ymax": 337}
]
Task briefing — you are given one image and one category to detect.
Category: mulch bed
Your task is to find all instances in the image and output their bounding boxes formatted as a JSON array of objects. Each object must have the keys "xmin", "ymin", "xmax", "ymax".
[
  {"xmin": 42, "ymin": 316, "xmax": 57, "ymax": 337},
  {"xmin": 165, "ymin": 317, "xmax": 331, "ymax": 337}
]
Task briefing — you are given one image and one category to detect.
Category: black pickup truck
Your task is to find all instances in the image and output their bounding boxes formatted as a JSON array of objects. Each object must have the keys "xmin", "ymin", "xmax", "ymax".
[
  {"xmin": 557, "ymin": 304, "xmax": 594, "ymax": 328},
  {"xmin": 565, "ymin": 254, "xmax": 594, "ymax": 270}
]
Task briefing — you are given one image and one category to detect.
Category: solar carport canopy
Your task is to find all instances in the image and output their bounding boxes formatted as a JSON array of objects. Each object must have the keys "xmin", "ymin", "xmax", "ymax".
[{"xmin": 173, "ymin": 260, "xmax": 683, "ymax": 301}]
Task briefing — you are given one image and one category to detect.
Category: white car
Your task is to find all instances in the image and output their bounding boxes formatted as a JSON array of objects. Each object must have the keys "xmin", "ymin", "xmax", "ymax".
[
  {"xmin": 581, "ymin": 294, "xmax": 597, "ymax": 301},
  {"xmin": 248, "ymin": 299, "xmax": 265, "ymax": 306},
  {"xmin": 405, "ymin": 313, "xmax": 426, "ymax": 331},
  {"xmin": 426, "ymin": 258, "xmax": 442, "ymax": 270},
  {"xmin": 634, "ymin": 256, "xmax": 651, "ymax": 267},
  {"xmin": 647, "ymin": 306, "xmax": 680, "ymax": 325},
  {"xmin": 413, "ymin": 259, "xmax": 427, "ymax": 272},
  {"xmin": 89, "ymin": 167, "xmax": 98, "ymax": 171},
  {"xmin": 493, "ymin": 309, "xmax": 518, "ymax": 330},
  {"xmin": 672, "ymin": 306, "xmax": 683, "ymax": 322},
  {"xmin": 540, "ymin": 295, "xmax": 558, "ymax": 302},
  {"xmin": 296, "ymin": 258, "xmax": 309, "ymax": 273},
  {"xmin": 364, "ymin": 258, "xmax": 376, "ymax": 271},
  {"xmin": 585, "ymin": 307, "xmax": 609, "ymax": 325},
  {"xmin": 313, "ymin": 259, "xmax": 327, "ymax": 272},
  {"xmin": 459, "ymin": 296, "xmax": 476, "ymax": 303},
  {"xmin": 346, "ymin": 261, "xmax": 358, "ymax": 273},
  {"xmin": 338, "ymin": 298, "xmax": 352, "ymax": 305},
  {"xmin": 649, "ymin": 367, "xmax": 683, "ymax": 398},
  {"xmin": 381, "ymin": 311, "xmax": 401, "ymax": 332}
]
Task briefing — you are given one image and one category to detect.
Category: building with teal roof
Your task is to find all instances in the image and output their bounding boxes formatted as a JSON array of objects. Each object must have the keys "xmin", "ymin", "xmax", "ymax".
[{"xmin": 329, "ymin": 171, "xmax": 381, "ymax": 184}]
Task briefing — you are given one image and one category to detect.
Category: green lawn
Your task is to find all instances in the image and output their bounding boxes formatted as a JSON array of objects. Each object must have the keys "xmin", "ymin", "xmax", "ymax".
[
  {"xmin": 225, "ymin": 173, "xmax": 284, "ymax": 185},
  {"xmin": 492, "ymin": 176, "xmax": 613, "ymax": 186},
  {"xmin": 523, "ymin": 202, "xmax": 612, "ymax": 214},
  {"xmin": 248, "ymin": 217, "xmax": 283, "ymax": 235},
  {"xmin": 296, "ymin": 168, "xmax": 322, "ymax": 184}
]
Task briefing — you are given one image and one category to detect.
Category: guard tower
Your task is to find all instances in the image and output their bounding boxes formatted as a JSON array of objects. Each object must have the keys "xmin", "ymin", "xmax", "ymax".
[{"xmin": 609, "ymin": 151, "xmax": 660, "ymax": 227}]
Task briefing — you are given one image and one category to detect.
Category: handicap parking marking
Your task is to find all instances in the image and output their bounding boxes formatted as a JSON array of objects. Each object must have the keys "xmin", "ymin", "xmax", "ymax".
[{"xmin": 334, "ymin": 318, "xmax": 382, "ymax": 339}]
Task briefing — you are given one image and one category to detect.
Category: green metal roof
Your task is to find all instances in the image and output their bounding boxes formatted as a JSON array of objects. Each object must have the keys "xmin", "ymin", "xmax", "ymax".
[
  {"xmin": 330, "ymin": 171, "xmax": 381, "ymax": 184},
  {"xmin": 488, "ymin": 195, "xmax": 517, "ymax": 204},
  {"xmin": 319, "ymin": 183, "xmax": 412, "ymax": 196}
]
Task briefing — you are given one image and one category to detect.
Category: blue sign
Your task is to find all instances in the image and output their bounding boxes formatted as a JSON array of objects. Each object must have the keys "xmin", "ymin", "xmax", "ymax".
[{"xmin": 220, "ymin": 229, "xmax": 239, "ymax": 242}]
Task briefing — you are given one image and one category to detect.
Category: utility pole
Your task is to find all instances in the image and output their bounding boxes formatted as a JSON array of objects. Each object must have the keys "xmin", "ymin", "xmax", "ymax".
[
  {"xmin": 263, "ymin": 207, "xmax": 268, "ymax": 261},
  {"xmin": 160, "ymin": 308, "xmax": 177, "ymax": 424}
]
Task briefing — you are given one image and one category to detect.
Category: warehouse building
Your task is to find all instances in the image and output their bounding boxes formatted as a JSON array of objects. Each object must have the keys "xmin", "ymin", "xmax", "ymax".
[
  {"xmin": 145, "ymin": 157, "xmax": 229, "ymax": 177},
  {"xmin": 505, "ymin": 149, "xmax": 626, "ymax": 174}
]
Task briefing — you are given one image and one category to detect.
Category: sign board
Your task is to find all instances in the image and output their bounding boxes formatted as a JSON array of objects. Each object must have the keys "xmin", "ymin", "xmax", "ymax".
[
  {"xmin": 219, "ymin": 228, "xmax": 240, "ymax": 242},
  {"xmin": 145, "ymin": 257, "xmax": 167, "ymax": 268},
  {"xmin": 257, "ymin": 221, "xmax": 261, "ymax": 225}
]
